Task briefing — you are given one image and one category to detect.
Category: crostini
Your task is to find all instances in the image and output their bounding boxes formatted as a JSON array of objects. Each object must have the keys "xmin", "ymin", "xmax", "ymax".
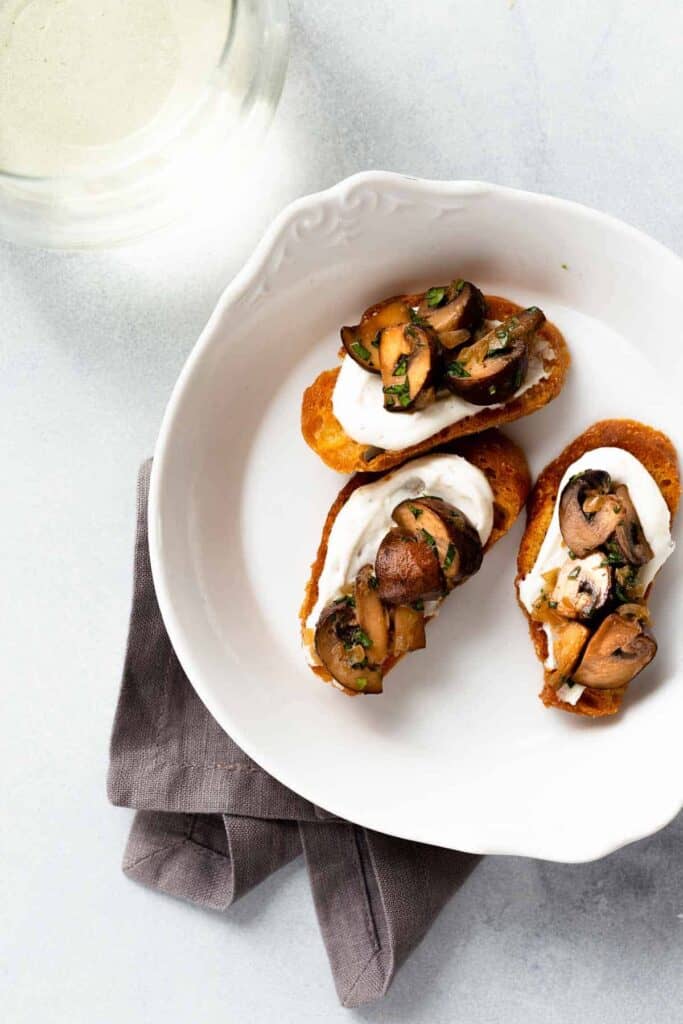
[
  {"xmin": 301, "ymin": 280, "xmax": 569, "ymax": 475},
  {"xmin": 516, "ymin": 420, "xmax": 680, "ymax": 717},
  {"xmin": 301, "ymin": 430, "xmax": 531, "ymax": 694}
]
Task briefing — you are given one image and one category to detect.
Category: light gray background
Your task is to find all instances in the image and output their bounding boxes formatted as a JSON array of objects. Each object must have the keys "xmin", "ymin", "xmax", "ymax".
[{"xmin": 2, "ymin": 1, "xmax": 682, "ymax": 1021}]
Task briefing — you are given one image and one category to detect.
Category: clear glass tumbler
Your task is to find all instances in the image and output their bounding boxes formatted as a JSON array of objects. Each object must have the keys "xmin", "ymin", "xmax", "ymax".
[{"xmin": 0, "ymin": 0, "xmax": 289, "ymax": 248}]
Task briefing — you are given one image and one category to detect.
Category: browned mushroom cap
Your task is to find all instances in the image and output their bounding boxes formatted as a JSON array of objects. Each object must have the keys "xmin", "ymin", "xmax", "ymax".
[
  {"xmin": 379, "ymin": 324, "xmax": 440, "ymax": 412},
  {"xmin": 611, "ymin": 484, "xmax": 654, "ymax": 566},
  {"xmin": 551, "ymin": 552, "xmax": 612, "ymax": 621},
  {"xmin": 572, "ymin": 612, "xmax": 657, "ymax": 689},
  {"xmin": 558, "ymin": 470, "xmax": 623, "ymax": 558},
  {"xmin": 354, "ymin": 565, "xmax": 389, "ymax": 665},
  {"xmin": 417, "ymin": 279, "xmax": 486, "ymax": 335},
  {"xmin": 314, "ymin": 598, "xmax": 383, "ymax": 694},
  {"xmin": 551, "ymin": 620, "xmax": 591, "ymax": 678},
  {"xmin": 391, "ymin": 605, "xmax": 426, "ymax": 657},
  {"xmin": 375, "ymin": 528, "xmax": 444, "ymax": 605},
  {"xmin": 392, "ymin": 496, "xmax": 483, "ymax": 589},
  {"xmin": 615, "ymin": 602, "xmax": 651, "ymax": 625},
  {"xmin": 443, "ymin": 306, "xmax": 543, "ymax": 406},
  {"xmin": 341, "ymin": 295, "xmax": 413, "ymax": 373}
]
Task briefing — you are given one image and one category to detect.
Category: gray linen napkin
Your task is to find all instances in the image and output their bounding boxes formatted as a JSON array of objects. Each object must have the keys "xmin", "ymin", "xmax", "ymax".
[{"xmin": 108, "ymin": 462, "xmax": 478, "ymax": 1007}]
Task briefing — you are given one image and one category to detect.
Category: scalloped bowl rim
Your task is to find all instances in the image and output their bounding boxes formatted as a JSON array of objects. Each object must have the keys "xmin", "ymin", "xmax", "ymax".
[{"xmin": 149, "ymin": 172, "xmax": 683, "ymax": 862}]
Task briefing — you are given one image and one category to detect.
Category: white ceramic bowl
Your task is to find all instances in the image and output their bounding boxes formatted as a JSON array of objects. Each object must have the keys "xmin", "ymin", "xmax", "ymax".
[{"xmin": 149, "ymin": 172, "xmax": 683, "ymax": 862}]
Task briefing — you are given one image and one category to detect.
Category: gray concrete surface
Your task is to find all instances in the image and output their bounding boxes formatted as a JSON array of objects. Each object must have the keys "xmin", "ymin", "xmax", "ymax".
[{"xmin": 2, "ymin": 1, "xmax": 682, "ymax": 1020}]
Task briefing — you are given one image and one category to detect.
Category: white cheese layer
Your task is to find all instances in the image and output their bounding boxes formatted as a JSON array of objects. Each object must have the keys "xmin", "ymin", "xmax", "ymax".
[
  {"xmin": 332, "ymin": 331, "xmax": 553, "ymax": 451},
  {"xmin": 518, "ymin": 447, "xmax": 675, "ymax": 704},
  {"xmin": 304, "ymin": 453, "xmax": 494, "ymax": 663}
]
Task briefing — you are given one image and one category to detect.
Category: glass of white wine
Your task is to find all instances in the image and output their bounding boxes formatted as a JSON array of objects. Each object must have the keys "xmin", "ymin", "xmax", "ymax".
[{"xmin": 0, "ymin": 0, "xmax": 289, "ymax": 247}]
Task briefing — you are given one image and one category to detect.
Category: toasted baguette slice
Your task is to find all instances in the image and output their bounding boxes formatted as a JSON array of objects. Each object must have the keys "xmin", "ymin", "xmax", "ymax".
[
  {"xmin": 301, "ymin": 429, "xmax": 531, "ymax": 692},
  {"xmin": 301, "ymin": 295, "xmax": 569, "ymax": 475},
  {"xmin": 516, "ymin": 419, "xmax": 680, "ymax": 717}
]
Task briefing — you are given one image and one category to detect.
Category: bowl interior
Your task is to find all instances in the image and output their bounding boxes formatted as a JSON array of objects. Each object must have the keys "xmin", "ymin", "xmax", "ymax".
[{"xmin": 151, "ymin": 177, "xmax": 683, "ymax": 860}]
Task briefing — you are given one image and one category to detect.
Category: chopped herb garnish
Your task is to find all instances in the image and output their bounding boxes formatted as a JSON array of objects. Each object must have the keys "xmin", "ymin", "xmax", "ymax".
[
  {"xmin": 383, "ymin": 377, "xmax": 411, "ymax": 408},
  {"xmin": 568, "ymin": 566, "xmax": 581, "ymax": 580},
  {"xmin": 352, "ymin": 628, "xmax": 372, "ymax": 650},
  {"xmin": 485, "ymin": 345, "xmax": 512, "ymax": 360},
  {"xmin": 355, "ymin": 677, "xmax": 368, "ymax": 691},
  {"xmin": 602, "ymin": 541, "xmax": 626, "ymax": 567},
  {"xmin": 335, "ymin": 595, "xmax": 355, "ymax": 607},
  {"xmin": 527, "ymin": 306, "xmax": 541, "ymax": 313},
  {"xmin": 453, "ymin": 279, "xmax": 465, "ymax": 294},
  {"xmin": 371, "ymin": 331, "xmax": 381, "ymax": 348},
  {"xmin": 495, "ymin": 328, "xmax": 509, "ymax": 341},
  {"xmin": 443, "ymin": 543, "xmax": 456, "ymax": 570},
  {"xmin": 342, "ymin": 625, "xmax": 371, "ymax": 652},
  {"xmin": 409, "ymin": 504, "xmax": 423, "ymax": 518},
  {"xmin": 513, "ymin": 365, "xmax": 524, "ymax": 391},
  {"xmin": 368, "ymin": 574, "xmax": 379, "ymax": 590},
  {"xmin": 568, "ymin": 549, "xmax": 577, "ymax": 559},
  {"xmin": 351, "ymin": 340, "xmax": 372, "ymax": 362},
  {"xmin": 425, "ymin": 286, "xmax": 447, "ymax": 308},
  {"xmin": 393, "ymin": 355, "xmax": 408, "ymax": 377},
  {"xmin": 420, "ymin": 529, "xmax": 436, "ymax": 549},
  {"xmin": 409, "ymin": 308, "xmax": 429, "ymax": 327},
  {"xmin": 351, "ymin": 659, "xmax": 368, "ymax": 670},
  {"xmin": 447, "ymin": 360, "xmax": 471, "ymax": 378},
  {"xmin": 411, "ymin": 599, "xmax": 424, "ymax": 611}
]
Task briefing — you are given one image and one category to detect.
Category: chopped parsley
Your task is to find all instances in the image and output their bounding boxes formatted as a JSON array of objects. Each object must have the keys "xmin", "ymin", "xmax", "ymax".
[
  {"xmin": 443, "ymin": 543, "xmax": 456, "ymax": 571},
  {"xmin": 568, "ymin": 566, "xmax": 581, "ymax": 580},
  {"xmin": 383, "ymin": 379, "xmax": 411, "ymax": 407},
  {"xmin": 485, "ymin": 345, "xmax": 512, "ymax": 360},
  {"xmin": 453, "ymin": 279, "xmax": 465, "ymax": 294},
  {"xmin": 335, "ymin": 595, "xmax": 355, "ymax": 607},
  {"xmin": 347, "ymin": 627, "xmax": 372, "ymax": 650},
  {"xmin": 602, "ymin": 541, "xmax": 626, "ymax": 567},
  {"xmin": 409, "ymin": 308, "xmax": 429, "ymax": 327},
  {"xmin": 355, "ymin": 677, "xmax": 368, "ymax": 691},
  {"xmin": 408, "ymin": 504, "xmax": 423, "ymax": 518},
  {"xmin": 425, "ymin": 286, "xmax": 447, "ymax": 308},
  {"xmin": 371, "ymin": 331, "xmax": 381, "ymax": 348},
  {"xmin": 420, "ymin": 529, "xmax": 436, "ymax": 549},
  {"xmin": 447, "ymin": 360, "xmax": 471, "ymax": 378},
  {"xmin": 393, "ymin": 354, "xmax": 408, "ymax": 377},
  {"xmin": 350, "ymin": 340, "xmax": 371, "ymax": 362},
  {"xmin": 513, "ymin": 364, "xmax": 524, "ymax": 391}
]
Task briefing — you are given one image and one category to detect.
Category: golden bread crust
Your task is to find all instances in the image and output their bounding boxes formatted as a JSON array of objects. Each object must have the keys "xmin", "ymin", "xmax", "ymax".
[
  {"xmin": 301, "ymin": 295, "xmax": 569, "ymax": 474},
  {"xmin": 515, "ymin": 419, "xmax": 680, "ymax": 717}
]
